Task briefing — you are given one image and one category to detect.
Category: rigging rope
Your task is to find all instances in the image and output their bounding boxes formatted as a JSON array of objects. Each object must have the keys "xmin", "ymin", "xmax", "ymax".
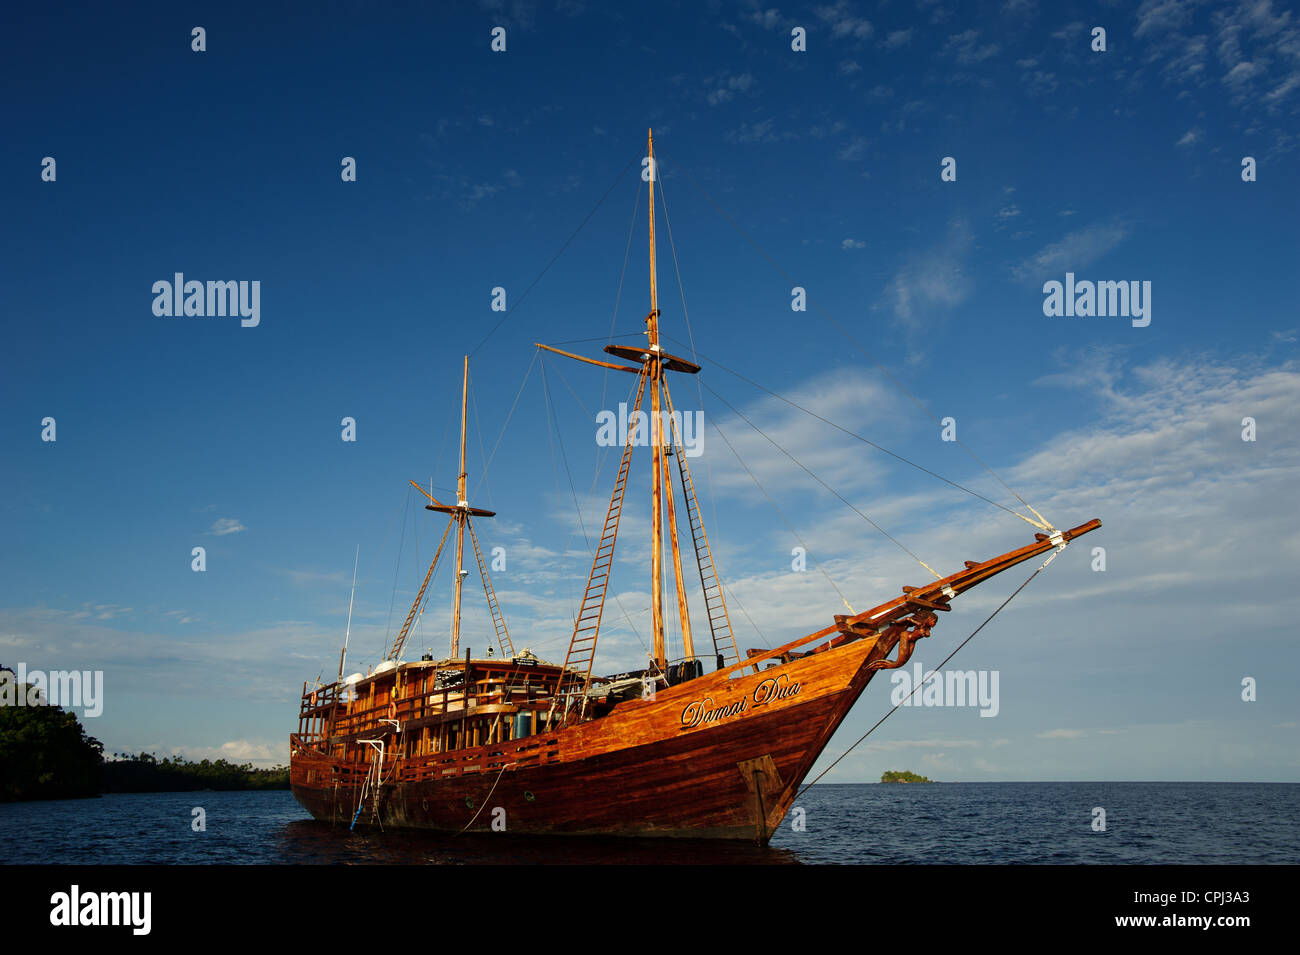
[
  {"xmin": 657, "ymin": 176, "xmax": 727, "ymax": 578},
  {"xmin": 539, "ymin": 356, "xmax": 651, "ymax": 654},
  {"xmin": 794, "ymin": 546, "xmax": 1063, "ymax": 801},
  {"xmin": 707, "ymin": 410, "xmax": 857, "ymax": 615},
  {"xmin": 469, "ymin": 153, "xmax": 642, "ymax": 356},
  {"xmin": 659, "ymin": 150, "xmax": 1053, "ymax": 533},
  {"xmin": 457, "ymin": 759, "xmax": 516, "ymax": 834},
  {"xmin": 703, "ymin": 380, "xmax": 943, "ymax": 581},
  {"xmin": 474, "ymin": 350, "xmax": 539, "ymax": 499},
  {"xmin": 664, "ymin": 334, "xmax": 1046, "ymax": 530},
  {"xmin": 721, "ymin": 578, "xmax": 769, "ymax": 648},
  {"xmin": 546, "ymin": 332, "xmax": 645, "ymax": 346},
  {"xmin": 468, "ymin": 369, "xmax": 494, "ymax": 508},
  {"xmin": 602, "ymin": 178, "xmax": 643, "ymax": 414},
  {"xmin": 382, "ymin": 487, "xmax": 413, "ymax": 653}
]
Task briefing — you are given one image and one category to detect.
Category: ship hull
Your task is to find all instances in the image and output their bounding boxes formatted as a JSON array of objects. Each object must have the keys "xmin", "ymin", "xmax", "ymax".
[{"xmin": 291, "ymin": 635, "xmax": 885, "ymax": 842}]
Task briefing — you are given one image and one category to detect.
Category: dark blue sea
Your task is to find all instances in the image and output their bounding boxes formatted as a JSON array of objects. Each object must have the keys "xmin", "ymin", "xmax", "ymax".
[{"xmin": 2, "ymin": 783, "xmax": 1295, "ymax": 865}]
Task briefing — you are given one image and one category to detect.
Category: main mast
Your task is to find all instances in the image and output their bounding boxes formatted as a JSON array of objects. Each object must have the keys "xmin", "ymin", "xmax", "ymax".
[
  {"xmin": 451, "ymin": 355, "xmax": 469, "ymax": 657},
  {"xmin": 647, "ymin": 131, "xmax": 695, "ymax": 669},
  {"xmin": 647, "ymin": 130, "xmax": 667, "ymax": 669},
  {"xmin": 545, "ymin": 129, "xmax": 741, "ymax": 694}
]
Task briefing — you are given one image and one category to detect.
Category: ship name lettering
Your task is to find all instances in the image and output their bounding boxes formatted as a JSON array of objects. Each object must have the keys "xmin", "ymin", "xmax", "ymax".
[
  {"xmin": 679, "ymin": 674, "xmax": 802, "ymax": 728},
  {"xmin": 680, "ymin": 695, "xmax": 749, "ymax": 728},
  {"xmin": 752, "ymin": 673, "xmax": 802, "ymax": 705}
]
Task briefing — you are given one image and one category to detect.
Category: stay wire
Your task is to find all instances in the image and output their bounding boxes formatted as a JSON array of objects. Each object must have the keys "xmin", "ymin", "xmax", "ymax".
[
  {"xmin": 659, "ymin": 150, "xmax": 1052, "ymax": 531},
  {"xmin": 382, "ymin": 487, "xmax": 412, "ymax": 653},
  {"xmin": 468, "ymin": 370, "xmax": 493, "ymax": 508},
  {"xmin": 539, "ymin": 357, "xmax": 649, "ymax": 652},
  {"xmin": 701, "ymin": 380, "xmax": 942, "ymax": 580},
  {"xmin": 469, "ymin": 153, "xmax": 641, "ymax": 356},
  {"xmin": 602, "ymin": 179, "xmax": 643, "ymax": 414},
  {"xmin": 706, "ymin": 410, "xmax": 856, "ymax": 615},
  {"xmin": 795, "ymin": 551, "xmax": 1058, "ymax": 800},
  {"xmin": 656, "ymin": 173, "xmax": 727, "ymax": 580},
  {"xmin": 663, "ymin": 334, "xmax": 1038, "ymax": 528},
  {"xmin": 474, "ymin": 350, "xmax": 539, "ymax": 499}
]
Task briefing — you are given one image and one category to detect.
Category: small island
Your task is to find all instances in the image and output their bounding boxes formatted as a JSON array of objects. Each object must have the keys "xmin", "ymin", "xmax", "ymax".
[{"xmin": 881, "ymin": 769, "xmax": 932, "ymax": 783}]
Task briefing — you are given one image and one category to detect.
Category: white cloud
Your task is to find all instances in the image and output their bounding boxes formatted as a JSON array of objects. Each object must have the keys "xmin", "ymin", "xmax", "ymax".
[
  {"xmin": 725, "ymin": 119, "xmax": 779, "ymax": 144},
  {"xmin": 884, "ymin": 218, "xmax": 974, "ymax": 356},
  {"xmin": 210, "ymin": 517, "xmax": 246, "ymax": 536},
  {"xmin": 167, "ymin": 739, "xmax": 287, "ymax": 765},
  {"xmin": 1224, "ymin": 59, "xmax": 1263, "ymax": 88},
  {"xmin": 942, "ymin": 29, "xmax": 1001, "ymax": 64},
  {"xmin": 1136, "ymin": 0, "xmax": 1193, "ymax": 38},
  {"xmin": 814, "ymin": 0, "xmax": 873, "ymax": 39},
  {"xmin": 707, "ymin": 73, "xmax": 756, "ymax": 106},
  {"xmin": 8, "ymin": 351, "xmax": 1299, "ymax": 780},
  {"xmin": 1010, "ymin": 221, "xmax": 1129, "ymax": 283},
  {"xmin": 837, "ymin": 135, "xmax": 868, "ymax": 161}
]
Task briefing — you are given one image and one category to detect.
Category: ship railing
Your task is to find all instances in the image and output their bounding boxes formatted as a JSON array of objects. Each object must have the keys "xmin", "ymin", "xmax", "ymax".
[
  {"xmin": 328, "ymin": 684, "xmax": 473, "ymax": 739},
  {"xmin": 295, "ymin": 725, "xmax": 560, "ymax": 786},
  {"xmin": 325, "ymin": 673, "xmax": 556, "ymax": 740},
  {"xmin": 399, "ymin": 732, "xmax": 561, "ymax": 783},
  {"xmin": 299, "ymin": 679, "xmax": 344, "ymax": 718}
]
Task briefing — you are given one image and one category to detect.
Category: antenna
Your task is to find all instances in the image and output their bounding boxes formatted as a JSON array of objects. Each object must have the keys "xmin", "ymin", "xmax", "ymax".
[{"xmin": 337, "ymin": 544, "xmax": 359, "ymax": 681}]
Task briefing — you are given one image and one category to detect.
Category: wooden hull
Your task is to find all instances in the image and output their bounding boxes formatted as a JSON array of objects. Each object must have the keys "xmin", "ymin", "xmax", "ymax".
[{"xmin": 291, "ymin": 634, "xmax": 884, "ymax": 842}]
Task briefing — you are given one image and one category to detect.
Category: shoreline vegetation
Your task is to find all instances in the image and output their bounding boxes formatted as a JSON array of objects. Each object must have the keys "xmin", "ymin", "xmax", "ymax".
[
  {"xmin": 881, "ymin": 770, "xmax": 933, "ymax": 783},
  {"xmin": 0, "ymin": 668, "xmax": 288, "ymax": 802}
]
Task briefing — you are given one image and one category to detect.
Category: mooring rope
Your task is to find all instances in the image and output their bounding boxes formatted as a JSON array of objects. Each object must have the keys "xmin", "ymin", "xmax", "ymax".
[{"xmin": 457, "ymin": 760, "xmax": 516, "ymax": 835}]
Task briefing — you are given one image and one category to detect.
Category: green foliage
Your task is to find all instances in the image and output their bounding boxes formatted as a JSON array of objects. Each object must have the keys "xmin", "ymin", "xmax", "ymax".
[
  {"xmin": 102, "ymin": 753, "xmax": 289, "ymax": 792},
  {"xmin": 881, "ymin": 769, "xmax": 932, "ymax": 783},
  {"xmin": 0, "ymin": 673, "xmax": 104, "ymax": 801},
  {"xmin": 0, "ymin": 663, "xmax": 288, "ymax": 801}
]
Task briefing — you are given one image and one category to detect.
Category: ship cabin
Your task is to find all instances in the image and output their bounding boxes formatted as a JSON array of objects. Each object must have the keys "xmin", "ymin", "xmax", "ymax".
[{"xmin": 292, "ymin": 650, "xmax": 712, "ymax": 782}]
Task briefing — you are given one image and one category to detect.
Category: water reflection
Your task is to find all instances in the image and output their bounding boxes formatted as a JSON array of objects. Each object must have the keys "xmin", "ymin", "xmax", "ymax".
[{"xmin": 275, "ymin": 819, "xmax": 801, "ymax": 865}]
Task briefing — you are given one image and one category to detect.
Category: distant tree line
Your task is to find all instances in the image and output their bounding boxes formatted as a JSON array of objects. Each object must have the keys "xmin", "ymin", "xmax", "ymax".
[
  {"xmin": 101, "ymin": 752, "xmax": 289, "ymax": 794},
  {"xmin": 0, "ymin": 666, "xmax": 288, "ymax": 802}
]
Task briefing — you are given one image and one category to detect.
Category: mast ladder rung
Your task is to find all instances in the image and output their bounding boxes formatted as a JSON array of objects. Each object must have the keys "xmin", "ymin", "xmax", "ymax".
[
  {"xmin": 668, "ymin": 423, "xmax": 742, "ymax": 668},
  {"xmin": 559, "ymin": 368, "xmax": 650, "ymax": 695},
  {"xmin": 467, "ymin": 521, "xmax": 515, "ymax": 658}
]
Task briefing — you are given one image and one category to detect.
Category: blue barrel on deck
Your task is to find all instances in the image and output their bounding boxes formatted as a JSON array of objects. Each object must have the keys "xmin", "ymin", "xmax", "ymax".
[{"xmin": 513, "ymin": 712, "xmax": 532, "ymax": 739}]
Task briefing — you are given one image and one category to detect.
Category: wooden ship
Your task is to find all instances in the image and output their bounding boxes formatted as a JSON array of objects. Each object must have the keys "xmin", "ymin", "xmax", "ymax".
[{"xmin": 289, "ymin": 131, "xmax": 1100, "ymax": 842}]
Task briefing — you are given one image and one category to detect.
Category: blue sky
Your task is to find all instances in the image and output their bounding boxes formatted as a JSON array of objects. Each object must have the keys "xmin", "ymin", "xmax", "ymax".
[{"xmin": 2, "ymin": 0, "xmax": 1298, "ymax": 781}]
